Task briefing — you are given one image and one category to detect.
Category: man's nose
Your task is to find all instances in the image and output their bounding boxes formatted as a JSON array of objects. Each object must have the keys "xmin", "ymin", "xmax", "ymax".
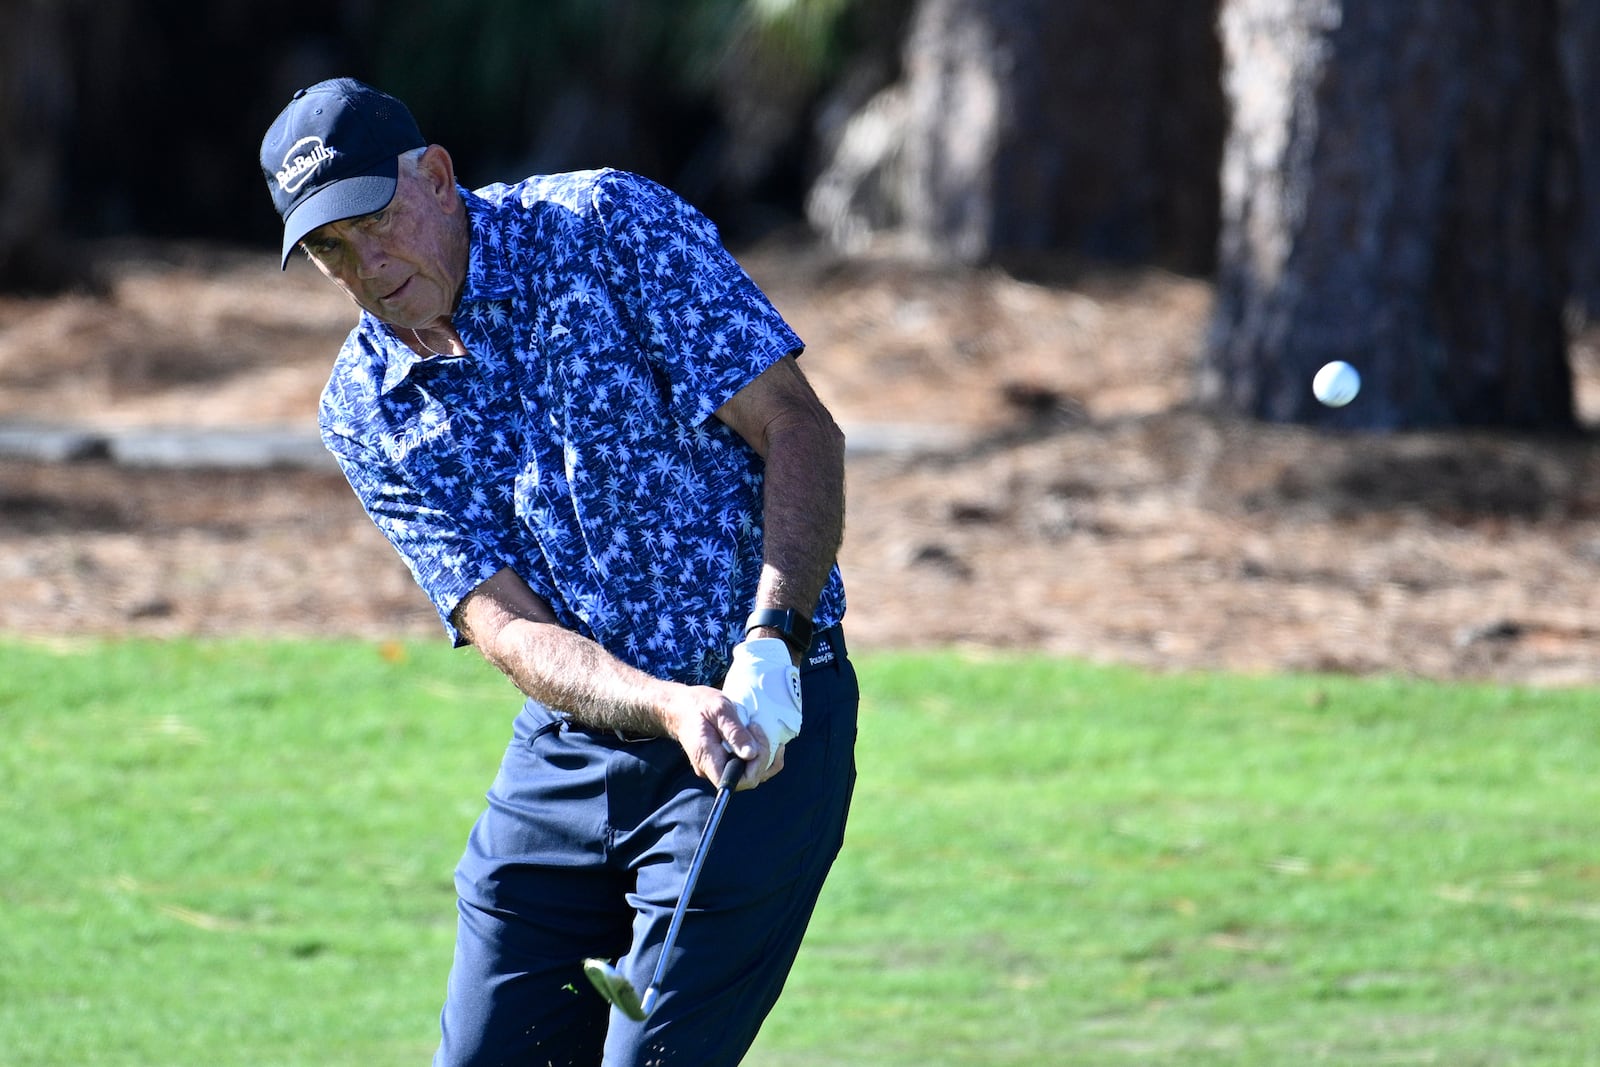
[{"xmin": 349, "ymin": 232, "xmax": 386, "ymax": 278}]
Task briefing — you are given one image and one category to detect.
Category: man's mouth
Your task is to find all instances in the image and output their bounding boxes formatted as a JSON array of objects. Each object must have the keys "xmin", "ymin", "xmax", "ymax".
[{"xmin": 381, "ymin": 277, "xmax": 412, "ymax": 303}]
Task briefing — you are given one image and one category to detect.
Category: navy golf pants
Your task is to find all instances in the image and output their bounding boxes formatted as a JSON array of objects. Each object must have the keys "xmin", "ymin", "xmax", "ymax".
[{"xmin": 434, "ymin": 628, "xmax": 858, "ymax": 1067}]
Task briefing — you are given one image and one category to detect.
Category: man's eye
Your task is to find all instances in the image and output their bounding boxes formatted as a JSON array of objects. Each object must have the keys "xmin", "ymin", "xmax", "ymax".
[{"xmin": 304, "ymin": 238, "xmax": 339, "ymax": 256}]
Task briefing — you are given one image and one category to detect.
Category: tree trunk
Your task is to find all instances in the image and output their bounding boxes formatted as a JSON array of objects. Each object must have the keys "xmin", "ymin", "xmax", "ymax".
[
  {"xmin": 1559, "ymin": 0, "xmax": 1600, "ymax": 319},
  {"xmin": 809, "ymin": 0, "xmax": 1224, "ymax": 271},
  {"xmin": 0, "ymin": 0, "xmax": 74, "ymax": 291},
  {"xmin": 1203, "ymin": 0, "xmax": 1576, "ymax": 430}
]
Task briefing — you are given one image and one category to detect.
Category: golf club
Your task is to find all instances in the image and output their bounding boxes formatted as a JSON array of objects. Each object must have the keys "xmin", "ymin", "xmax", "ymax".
[{"xmin": 583, "ymin": 755, "xmax": 746, "ymax": 1022}]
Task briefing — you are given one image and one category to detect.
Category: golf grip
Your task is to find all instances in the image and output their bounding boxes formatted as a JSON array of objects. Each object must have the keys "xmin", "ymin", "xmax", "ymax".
[{"xmin": 719, "ymin": 756, "xmax": 746, "ymax": 790}]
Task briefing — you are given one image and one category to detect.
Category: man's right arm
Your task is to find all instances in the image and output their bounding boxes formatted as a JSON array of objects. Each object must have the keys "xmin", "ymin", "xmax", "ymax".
[{"xmin": 453, "ymin": 566, "xmax": 774, "ymax": 787}]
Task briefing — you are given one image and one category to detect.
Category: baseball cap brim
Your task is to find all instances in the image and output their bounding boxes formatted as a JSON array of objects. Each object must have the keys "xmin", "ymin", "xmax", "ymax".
[{"xmin": 279, "ymin": 164, "xmax": 399, "ymax": 269}]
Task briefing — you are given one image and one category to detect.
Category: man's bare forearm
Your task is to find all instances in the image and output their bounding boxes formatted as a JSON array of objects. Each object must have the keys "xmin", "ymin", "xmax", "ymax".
[
  {"xmin": 472, "ymin": 612, "xmax": 767, "ymax": 786},
  {"xmin": 753, "ymin": 402, "xmax": 846, "ymax": 618},
  {"xmin": 478, "ymin": 616, "xmax": 673, "ymax": 735}
]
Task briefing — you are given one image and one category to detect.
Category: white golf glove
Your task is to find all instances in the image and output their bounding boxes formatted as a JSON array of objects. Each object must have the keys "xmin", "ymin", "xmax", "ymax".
[{"xmin": 722, "ymin": 637, "xmax": 803, "ymax": 773}]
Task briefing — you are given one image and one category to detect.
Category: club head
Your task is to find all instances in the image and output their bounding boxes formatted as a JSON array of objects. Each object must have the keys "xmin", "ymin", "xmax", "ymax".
[{"xmin": 582, "ymin": 957, "xmax": 649, "ymax": 1021}]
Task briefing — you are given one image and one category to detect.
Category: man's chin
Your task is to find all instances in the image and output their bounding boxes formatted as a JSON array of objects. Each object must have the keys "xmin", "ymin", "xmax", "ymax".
[{"xmin": 367, "ymin": 301, "xmax": 421, "ymax": 329}]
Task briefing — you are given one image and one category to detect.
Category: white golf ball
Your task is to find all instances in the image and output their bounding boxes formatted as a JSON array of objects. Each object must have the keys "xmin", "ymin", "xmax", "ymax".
[{"xmin": 1312, "ymin": 361, "xmax": 1361, "ymax": 407}]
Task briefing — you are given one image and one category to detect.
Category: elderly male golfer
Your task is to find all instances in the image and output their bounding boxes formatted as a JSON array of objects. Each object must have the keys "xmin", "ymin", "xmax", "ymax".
[{"xmin": 260, "ymin": 78, "xmax": 857, "ymax": 1066}]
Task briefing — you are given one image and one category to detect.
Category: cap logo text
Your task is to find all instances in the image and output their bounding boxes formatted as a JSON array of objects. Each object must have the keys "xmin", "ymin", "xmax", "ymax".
[{"xmin": 276, "ymin": 136, "xmax": 337, "ymax": 194}]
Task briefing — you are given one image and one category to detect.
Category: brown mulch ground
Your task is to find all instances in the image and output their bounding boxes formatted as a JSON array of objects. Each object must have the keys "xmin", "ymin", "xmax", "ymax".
[{"xmin": 6, "ymin": 238, "xmax": 1600, "ymax": 687}]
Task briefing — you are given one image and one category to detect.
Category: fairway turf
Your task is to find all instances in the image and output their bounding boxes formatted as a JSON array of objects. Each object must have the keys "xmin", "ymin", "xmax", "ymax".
[{"xmin": 2, "ymin": 640, "xmax": 1597, "ymax": 1065}]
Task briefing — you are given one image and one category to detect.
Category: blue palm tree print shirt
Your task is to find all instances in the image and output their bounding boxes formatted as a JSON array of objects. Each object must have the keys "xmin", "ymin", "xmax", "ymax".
[{"xmin": 319, "ymin": 169, "xmax": 846, "ymax": 685}]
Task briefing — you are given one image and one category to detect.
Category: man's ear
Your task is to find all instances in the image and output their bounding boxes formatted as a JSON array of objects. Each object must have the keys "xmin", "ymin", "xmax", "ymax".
[{"xmin": 418, "ymin": 145, "xmax": 457, "ymax": 206}]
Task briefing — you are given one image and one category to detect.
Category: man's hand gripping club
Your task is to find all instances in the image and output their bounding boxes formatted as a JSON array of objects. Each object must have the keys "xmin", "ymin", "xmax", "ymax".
[
  {"xmin": 659, "ymin": 637, "xmax": 800, "ymax": 790},
  {"xmin": 720, "ymin": 636, "xmax": 803, "ymax": 776}
]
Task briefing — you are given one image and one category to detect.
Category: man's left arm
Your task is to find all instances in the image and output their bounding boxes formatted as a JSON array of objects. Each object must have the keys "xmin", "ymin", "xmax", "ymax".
[
  {"xmin": 713, "ymin": 353, "xmax": 846, "ymax": 634},
  {"xmin": 713, "ymin": 353, "xmax": 844, "ymax": 772}
]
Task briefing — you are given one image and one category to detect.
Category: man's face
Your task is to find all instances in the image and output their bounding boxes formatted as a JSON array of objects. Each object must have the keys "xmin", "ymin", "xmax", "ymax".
[{"xmin": 300, "ymin": 149, "xmax": 466, "ymax": 331}]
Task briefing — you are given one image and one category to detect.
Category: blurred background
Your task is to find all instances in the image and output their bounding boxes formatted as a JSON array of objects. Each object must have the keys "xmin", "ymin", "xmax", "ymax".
[
  {"xmin": 9, "ymin": 3, "xmax": 1600, "ymax": 428},
  {"xmin": 3, "ymin": 0, "xmax": 1598, "ymax": 429},
  {"xmin": 0, "ymin": 0, "xmax": 1216, "ymax": 273},
  {"xmin": 5, "ymin": 0, "xmax": 1600, "ymax": 681}
]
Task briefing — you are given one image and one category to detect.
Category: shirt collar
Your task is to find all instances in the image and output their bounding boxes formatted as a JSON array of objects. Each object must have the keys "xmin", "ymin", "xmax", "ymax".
[
  {"xmin": 457, "ymin": 186, "xmax": 518, "ymax": 304},
  {"xmin": 378, "ymin": 185, "xmax": 515, "ymax": 395},
  {"xmin": 374, "ymin": 324, "xmax": 419, "ymax": 393}
]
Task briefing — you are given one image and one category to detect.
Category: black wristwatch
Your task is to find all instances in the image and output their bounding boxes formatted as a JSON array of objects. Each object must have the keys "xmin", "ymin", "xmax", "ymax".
[{"xmin": 745, "ymin": 607, "xmax": 814, "ymax": 655}]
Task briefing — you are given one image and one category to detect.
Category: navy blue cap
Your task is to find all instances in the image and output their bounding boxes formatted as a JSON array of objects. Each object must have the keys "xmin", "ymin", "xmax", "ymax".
[{"xmin": 259, "ymin": 78, "xmax": 426, "ymax": 269}]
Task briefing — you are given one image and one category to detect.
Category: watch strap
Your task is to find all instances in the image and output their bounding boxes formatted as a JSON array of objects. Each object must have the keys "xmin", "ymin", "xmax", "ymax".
[{"xmin": 745, "ymin": 607, "xmax": 814, "ymax": 654}]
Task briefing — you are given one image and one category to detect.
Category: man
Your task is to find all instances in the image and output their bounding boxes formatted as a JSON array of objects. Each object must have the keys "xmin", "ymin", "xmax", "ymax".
[{"xmin": 259, "ymin": 78, "xmax": 857, "ymax": 1066}]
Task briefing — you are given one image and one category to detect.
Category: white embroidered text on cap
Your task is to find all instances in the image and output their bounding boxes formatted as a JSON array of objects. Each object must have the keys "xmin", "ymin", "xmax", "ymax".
[{"xmin": 276, "ymin": 137, "xmax": 337, "ymax": 194}]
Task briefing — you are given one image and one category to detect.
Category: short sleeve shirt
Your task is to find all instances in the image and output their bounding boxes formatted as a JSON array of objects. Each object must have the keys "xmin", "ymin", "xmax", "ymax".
[{"xmin": 319, "ymin": 169, "xmax": 846, "ymax": 685}]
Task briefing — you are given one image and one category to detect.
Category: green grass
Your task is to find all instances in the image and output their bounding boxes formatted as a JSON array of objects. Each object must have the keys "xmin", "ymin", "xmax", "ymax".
[{"xmin": 3, "ymin": 640, "xmax": 1598, "ymax": 1065}]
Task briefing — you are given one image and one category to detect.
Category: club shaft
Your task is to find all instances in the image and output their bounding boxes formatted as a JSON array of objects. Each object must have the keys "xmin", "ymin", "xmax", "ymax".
[{"xmin": 642, "ymin": 758, "xmax": 743, "ymax": 1005}]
